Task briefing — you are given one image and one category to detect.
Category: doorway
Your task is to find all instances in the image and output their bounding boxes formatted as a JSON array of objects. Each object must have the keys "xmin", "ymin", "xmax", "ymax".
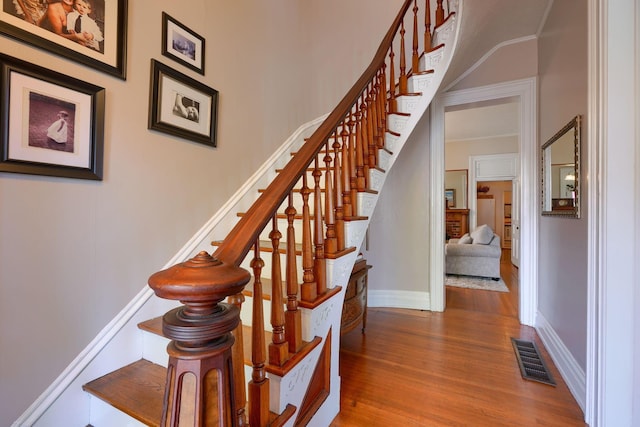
[{"xmin": 429, "ymin": 78, "xmax": 538, "ymax": 326}]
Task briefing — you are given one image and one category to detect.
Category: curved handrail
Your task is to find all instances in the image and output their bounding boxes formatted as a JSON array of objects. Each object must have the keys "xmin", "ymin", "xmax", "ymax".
[{"xmin": 213, "ymin": 0, "xmax": 415, "ymax": 266}]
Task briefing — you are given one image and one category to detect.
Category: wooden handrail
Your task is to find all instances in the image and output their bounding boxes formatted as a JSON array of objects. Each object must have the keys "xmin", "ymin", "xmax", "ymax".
[{"xmin": 212, "ymin": 0, "xmax": 415, "ymax": 267}]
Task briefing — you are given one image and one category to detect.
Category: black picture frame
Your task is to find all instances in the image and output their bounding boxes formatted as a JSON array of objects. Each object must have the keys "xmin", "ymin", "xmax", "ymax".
[
  {"xmin": 149, "ymin": 59, "xmax": 217, "ymax": 147},
  {"xmin": 0, "ymin": 0, "xmax": 128, "ymax": 79},
  {"xmin": 161, "ymin": 12, "xmax": 205, "ymax": 75},
  {"xmin": 0, "ymin": 53, "xmax": 105, "ymax": 180}
]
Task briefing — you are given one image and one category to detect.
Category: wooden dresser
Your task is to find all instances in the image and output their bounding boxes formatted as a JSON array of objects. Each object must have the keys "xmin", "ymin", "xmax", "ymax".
[
  {"xmin": 341, "ymin": 258, "xmax": 371, "ymax": 336},
  {"xmin": 445, "ymin": 209, "xmax": 469, "ymax": 239}
]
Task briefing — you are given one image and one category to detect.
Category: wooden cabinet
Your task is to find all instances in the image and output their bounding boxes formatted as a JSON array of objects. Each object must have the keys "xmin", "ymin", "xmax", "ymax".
[
  {"xmin": 445, "ymin": 209, "xmax": 469, "ymax": 240},
  {"xmin": 341, "ymin": 258, "xmax": 370, "ymax": 336}
]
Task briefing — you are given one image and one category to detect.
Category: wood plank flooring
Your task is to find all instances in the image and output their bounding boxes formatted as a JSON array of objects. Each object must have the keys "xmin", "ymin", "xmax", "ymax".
[{"xmin": 331, "ymin": 251, "xmax": 587, "ymax": 426}]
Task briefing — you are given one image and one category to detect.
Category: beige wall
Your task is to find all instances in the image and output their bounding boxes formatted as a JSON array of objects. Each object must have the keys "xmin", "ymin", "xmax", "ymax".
[
  {"xmin": 445, "ymin": 135, "xmax": 519, "ymax": 169},
  {"xmin": 0, "ymin": 1, "xmax": 400, "ymax": 424},
  {"xmin": 449, "ymin": 37, "xmax": 538, "ymax": 91},
  {"xmin": 363, "ymin": 110, "xmax": 431, "ymax": 301},
  {"xmin": 537, "ymin": 0, "xmax": 588, "ymax": 370},
  {"xmin": 303, "ymin": 0, "xmax": 404, "ymax": 113}
]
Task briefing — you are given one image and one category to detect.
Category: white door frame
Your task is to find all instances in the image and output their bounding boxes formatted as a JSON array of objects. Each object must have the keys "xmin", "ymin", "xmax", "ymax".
[
  {"xmin": 468, "ymin": 153, "xmax": 519, "ymax": 231},
  {"xmin": 429, "ymin": 77, "xmax": 538, "ymax": 326}
]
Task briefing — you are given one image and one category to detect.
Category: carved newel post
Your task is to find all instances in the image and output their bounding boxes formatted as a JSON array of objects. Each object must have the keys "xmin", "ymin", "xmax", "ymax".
[{"xmin": 148, "ymin": 251, "xmax": 251, "ymax": 427}]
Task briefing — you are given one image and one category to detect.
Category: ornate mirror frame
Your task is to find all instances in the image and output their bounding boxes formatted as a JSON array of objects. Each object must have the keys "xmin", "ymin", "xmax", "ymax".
[{"xmin": 541, "ymin": 115, "xmax": 581, "ymax": 218}]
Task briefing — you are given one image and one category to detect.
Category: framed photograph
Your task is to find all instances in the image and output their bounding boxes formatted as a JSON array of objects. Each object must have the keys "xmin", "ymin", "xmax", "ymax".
[
  {"xmin": 0, "ymin": 52, "xmax": 105, "ymax": 180},
  {"xmin": 162, "ymin": 12, "xmax": 205, "ymax": 75},
  {"xmin": 149, "ymin": 59, "xmax": 218, "ymax": 147},
  {"xmin": 445, "ymin": 188, "xmax": 456, "ymax": 208},
  {"xmin": 0, "ymin": 0, "xmax": 128, "ymax": 79}
]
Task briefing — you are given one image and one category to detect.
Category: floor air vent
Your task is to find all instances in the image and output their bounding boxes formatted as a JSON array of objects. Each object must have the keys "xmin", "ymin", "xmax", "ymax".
[{"xmin": 511, "ymin": 338, "xmax": 556, "ymax": 386}]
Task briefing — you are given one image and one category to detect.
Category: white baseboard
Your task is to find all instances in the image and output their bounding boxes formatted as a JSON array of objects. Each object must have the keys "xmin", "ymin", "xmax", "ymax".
[
  {"xmin": 368, "ymin": 290, "xmax": 430, "ymax": 311},
  {"xmin": 536, "ymin": 311, "xmax": 586, "ymax": 413}
]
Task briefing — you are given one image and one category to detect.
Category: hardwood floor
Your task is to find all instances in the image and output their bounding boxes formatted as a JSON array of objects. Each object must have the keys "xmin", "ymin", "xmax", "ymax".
[{"xmin": 331, "ymin": 250, "xmax": 587, "ymax": 426}]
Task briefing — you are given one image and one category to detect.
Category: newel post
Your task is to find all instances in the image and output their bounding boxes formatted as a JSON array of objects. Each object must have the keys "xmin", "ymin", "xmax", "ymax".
[{"xmin": 148, "ymin": 251, "xmax": 251, "ymax": 427}]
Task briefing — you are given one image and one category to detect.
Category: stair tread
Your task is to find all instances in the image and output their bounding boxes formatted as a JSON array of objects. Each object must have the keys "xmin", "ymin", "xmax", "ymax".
[
  {"xmin": 83, "ymin": 359, "xmax": 297, "ymax": 426},
  {"xmin": 137, "ymin": 317, "xmax": 325, "ymax": 376},
  {"xmin": 83, "ymin": 359, "xmax": 164, "ymax": 427}
]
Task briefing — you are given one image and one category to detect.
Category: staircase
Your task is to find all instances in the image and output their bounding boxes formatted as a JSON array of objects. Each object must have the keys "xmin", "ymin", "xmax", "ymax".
[{"xmin": 21, "ymin": 1, "xmax": 462, "ymax": 425}]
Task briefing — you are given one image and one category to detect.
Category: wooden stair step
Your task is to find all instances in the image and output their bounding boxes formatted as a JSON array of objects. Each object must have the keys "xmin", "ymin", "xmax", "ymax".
[
  {"xmin": 138, "ymin": 318, "xmax": 324, "ymax": 377},
  {"xmin": 83, "ymin": 359, "xmax": 164, "ymax": 427},
  {"xmin": 83, "ymin": 359, "xmax": 297, "ymax": 426}
]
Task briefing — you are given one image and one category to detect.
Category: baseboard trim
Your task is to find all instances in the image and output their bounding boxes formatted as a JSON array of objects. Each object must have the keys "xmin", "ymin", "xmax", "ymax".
[
  {"xmin": 368, "ymin": 290, "xmax": 430, "ymax": 311},
  {"xmin": 536, "ymin": 311, "xmax": 587, "ymax": 413}
]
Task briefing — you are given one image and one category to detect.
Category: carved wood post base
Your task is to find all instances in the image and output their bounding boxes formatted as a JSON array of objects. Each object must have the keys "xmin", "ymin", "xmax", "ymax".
[{"xmin": 163, "ymin": 335, "xmax": 236, "ymax": 426}]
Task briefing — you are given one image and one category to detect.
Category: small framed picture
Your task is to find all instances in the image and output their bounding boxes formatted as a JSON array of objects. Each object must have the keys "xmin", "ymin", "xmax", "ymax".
[
  {"xmin": 0, "ymin": 0, "xmax": 128, "ymax": 79},
  {"xmin": 0, "ymin": 53, "xmax": 105, "ymax": 180},
  {"xmin": 148, "ymin": 59, "xmax": 218, "ymax": 147},
  {"xmin": 161, "ymin": 12, "xmax": 205, "ymax": 75},
  {"xmin": 445, "ymin": 188, "xmax": 456, "ymax": 208}
]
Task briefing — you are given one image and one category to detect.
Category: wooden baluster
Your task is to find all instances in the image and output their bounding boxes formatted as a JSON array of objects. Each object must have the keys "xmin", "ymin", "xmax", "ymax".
[
  {"xmin": 358, "ymin": 95, "xmax": 370, "ymax": 190},
  {"xmin": 347, "ymin": 112, "xmax": 359, "ymax": 214},
  {"xmin": 366, "ymin": 86, "xmax": 377, "ymax": 169},
  {"xmin": 424, "ymin": 0, "xmax": 432, "ymax": 52},
  {"xmin": 148, "ymin": 252, "xmax": 250, "ymax": 427},
  {"xmin": 333, "ymin": 128, "xmax": 345, "ymax": 251},
  {"xmin": 324, "ymin": 139, "xmax": 337, "ymax": 255},
  {"xmin": 249, "ymin": 242, "xmax": 269, "ymax": 427},
  {"xmin": 285, "ymin": 193, "xmax": 302, "ymax": 353},
  {"xmin": 399, "ymin": 20, "xmax": 408, "ymax": 94},
  {"xmin": 268, "ymin": 216, "xmax": 288, "ymax": 366},
  {"xmin": 379, "ymin": 66, "xmax": 389, "ymax": 145},
  {"xmin": 300, "ymin": 173, "xmax": 317, "ymax": 302},
  {"xmin": 313, "ymin": 158, "xmax": 327, "ymax": 296},
  {"xmin": 373, "ymin": 81, "xmax": 382, "ymax": 167},
  {"xmin": 228, "ymin": 292, "xmax": 248, "ymax": 426},
  {"xmin": 341, "ymin": 120, "xmax": 353, "ymax": 219},
  {"xmin": 375, "ymin": 71, "xmax": 385, "ymax": 153},
  {"xmin": 436, "ymin": 0, "xmax": 444, "ymax": 26},
  {"xmin": 369, "ymin": 83, "xmax": 380, "ymax": 168},
  {"xmin": 388, "ymin": 44, "xmax": 397, "ymax": 113},
  {"xmin": 412, "ymin": 0, "xmax": 420, "ymax": 73}
]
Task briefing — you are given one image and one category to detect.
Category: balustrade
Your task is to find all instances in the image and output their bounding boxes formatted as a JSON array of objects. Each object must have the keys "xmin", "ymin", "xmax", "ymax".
[{"xmin": 147, "ymin": 0, "xmax": 451, "ymax": 424}]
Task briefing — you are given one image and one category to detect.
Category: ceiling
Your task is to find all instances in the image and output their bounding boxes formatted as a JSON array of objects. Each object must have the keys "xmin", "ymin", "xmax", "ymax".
[
  {"xmin": 442, "ymin": 0, "xmax": 552, "ymax": 90},
  {"xmin": 441, "ymin": 0, "xmax": 552, "ymax": 142}
]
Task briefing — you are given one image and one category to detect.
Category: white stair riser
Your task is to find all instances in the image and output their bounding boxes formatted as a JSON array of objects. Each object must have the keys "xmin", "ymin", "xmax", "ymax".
[
  {"xmin": 387, "ymin": 114, "xmax": 411, "ymax": 133},
  {"xmin": 396, "ymin": 95, "xmax": 423, "ymax": 113},
  {"xmin": 385, "ymin": 132, "xmax": 401, "ymax": 152},
  {"xmin": 344, "ymin": 220, "xmax": 369, "ymax": 249},
  {"xmin": 408, "ymin": 71, "xmax": 436, "ymax": 93},
  {"xmin": 357, "ymin": 192, "xmax": 378, "ymax": 218},
  {"xmin": 377, "ymin": 149, "xmax": 392, "ymax": 172},
  {"xmin": 433, "ymin": 11, "xmax": 456, "ymax": 45}
]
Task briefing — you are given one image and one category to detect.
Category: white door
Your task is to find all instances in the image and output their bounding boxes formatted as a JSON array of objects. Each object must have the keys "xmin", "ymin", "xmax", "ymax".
[{"xmin": 510, "ymin": 178, "xmax": 521, "ymax": 267}]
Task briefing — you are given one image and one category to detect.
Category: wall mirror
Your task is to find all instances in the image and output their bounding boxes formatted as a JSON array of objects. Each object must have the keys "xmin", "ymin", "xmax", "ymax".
[
  {"xmin": 541, "ymin": 115, "xmax": 581, "ymax": 218},
  {"xmin": 445, "ymin": 169, "xmax": 468, "ymax": 209}
]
